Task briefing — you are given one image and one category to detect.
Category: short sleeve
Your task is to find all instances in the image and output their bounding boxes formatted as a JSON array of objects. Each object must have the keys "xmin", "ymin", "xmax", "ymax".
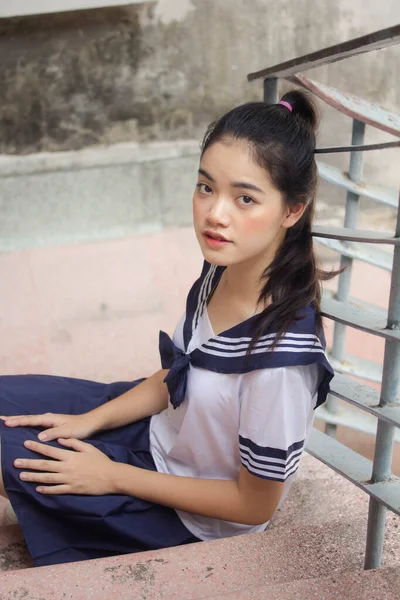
[{"xmin": 239, "ymin": 364, "xmax": 319, "ymax": 482}]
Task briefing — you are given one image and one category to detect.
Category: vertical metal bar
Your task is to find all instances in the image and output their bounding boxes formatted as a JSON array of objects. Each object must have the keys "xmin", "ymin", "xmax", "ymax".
[
  {"xmin": 325, "ymin": 119, "xmax": 366, "ymax": 437},
  {"xmin": 263, "ymin": 78, "xmax": 279, "ymax": 104},
  {"xmin": 364, "ymin": 191, "xmax": 400, "ymax": 570}
]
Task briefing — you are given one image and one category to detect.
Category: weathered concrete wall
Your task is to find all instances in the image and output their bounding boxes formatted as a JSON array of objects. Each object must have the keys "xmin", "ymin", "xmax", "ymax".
[
  {"xmin": 0, "ymin": 0, "xmax": 399, "ymax": 158},
  {"xmin": 0, "ymin": 141, "xmax": 201, "ymax": 250}
]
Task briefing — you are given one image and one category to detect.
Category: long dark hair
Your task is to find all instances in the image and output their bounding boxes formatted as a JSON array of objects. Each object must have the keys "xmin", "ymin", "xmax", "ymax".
[{"xmin": 201, "ymin": 89, "xmax": 338, "ymax": 351}]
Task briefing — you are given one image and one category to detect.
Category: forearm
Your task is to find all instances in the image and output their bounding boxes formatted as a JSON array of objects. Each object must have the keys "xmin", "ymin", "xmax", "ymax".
[
  {"xmin": 89, "ymin": 370, "xmax": 169, "ymax": 431},
  {"xmin": 112, "ymin": 465, "xmax": 278, "ymax": 526}
]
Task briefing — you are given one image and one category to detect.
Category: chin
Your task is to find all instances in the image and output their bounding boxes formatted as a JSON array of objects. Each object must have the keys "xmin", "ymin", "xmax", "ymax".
[
  {"xmin": 199, "ymin": 248, "xmax": 227, "ymax": 266},
  {"xmin": 200, "ymin": 245, "xmax": 245, "ymax": 267}
]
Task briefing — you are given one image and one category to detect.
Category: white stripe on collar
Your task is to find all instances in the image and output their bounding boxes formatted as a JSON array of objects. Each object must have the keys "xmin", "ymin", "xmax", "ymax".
[
  {"xmin": 204, "ymin": 335, "xmax": 322, "ymax": 351},
  {"xmin": 213, "ymin": 331, "xmax": 320, "ymax": 344},
  {"xmin": 199, "ymin": 345, "xmax": 327, "ymax": 358},
  {"xmin": 192, "ymin": 264, "xmax": 216, "ymax": 332}
]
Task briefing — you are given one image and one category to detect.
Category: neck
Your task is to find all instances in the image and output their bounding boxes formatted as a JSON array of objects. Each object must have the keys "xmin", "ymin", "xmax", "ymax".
[{"xmin": 222, "ymin": 258, "xmax": 269, "ymax": 313}]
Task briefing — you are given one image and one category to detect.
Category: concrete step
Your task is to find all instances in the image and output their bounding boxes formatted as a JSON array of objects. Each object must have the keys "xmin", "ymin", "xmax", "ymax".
[
  {"xmin": 0, "ymin": 141, "xmax": 200, "ymax": 252},
  {"xmin": 0, "ymin": 517, "xmax": 381, "ymax": 599},
  {"xmin": 216, "ymin": 567, "xmax": 400, "ymax": 600}
]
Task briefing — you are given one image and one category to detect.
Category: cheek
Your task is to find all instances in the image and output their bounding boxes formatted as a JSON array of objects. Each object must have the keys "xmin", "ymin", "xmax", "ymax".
[
  {"xmin": 192, "ymin": 193, "xmax": 200, "ymax": 209},
  {"xmin": 193, "ymin": 195, "xmax": 212, "ymax": 225},
  {"xmin": 193, "ymin": 197, "xmax": 202, "ymax": 224},
  {"xmin": 239, "ymin": 209, "xmax": 283, "ymax": 237}
]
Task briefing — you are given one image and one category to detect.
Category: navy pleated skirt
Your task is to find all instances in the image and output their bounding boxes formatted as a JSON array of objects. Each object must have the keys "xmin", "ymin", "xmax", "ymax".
[{"xmin": 0, "ymin": 374, "xmax": 199, "ymax": 567}]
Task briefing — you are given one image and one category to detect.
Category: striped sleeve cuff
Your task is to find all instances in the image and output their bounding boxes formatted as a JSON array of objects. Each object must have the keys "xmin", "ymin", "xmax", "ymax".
[{"xmin": 239, "ymin": 435, "xmax": 305, "ymax": 482}]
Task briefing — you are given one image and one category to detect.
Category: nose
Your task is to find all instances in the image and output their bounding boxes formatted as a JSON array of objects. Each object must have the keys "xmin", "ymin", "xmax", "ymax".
[{"xmin": 206, "ymin": 195, "xmax": 230, "ymax": 228}]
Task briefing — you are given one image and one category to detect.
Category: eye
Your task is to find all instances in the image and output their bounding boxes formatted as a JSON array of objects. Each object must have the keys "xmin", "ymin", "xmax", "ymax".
[
  {"xmin": 196, "ymin": 183, "xmax": 213, "ymax": 194},
  {"xmin": 237, "ymin": 195, "xmax": 255, "ymax": 207}
]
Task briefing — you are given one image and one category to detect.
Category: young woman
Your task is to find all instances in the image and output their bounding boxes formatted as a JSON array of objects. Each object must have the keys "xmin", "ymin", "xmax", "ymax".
[{"xmin": 0, "ymin": 89, "xmax": 334, "ymax": 567}]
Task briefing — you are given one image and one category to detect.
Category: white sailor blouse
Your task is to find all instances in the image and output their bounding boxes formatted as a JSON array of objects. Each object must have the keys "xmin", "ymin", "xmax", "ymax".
[{"xmin": 150, "ymin": 260, "xmax": 334, "ymax": 540}]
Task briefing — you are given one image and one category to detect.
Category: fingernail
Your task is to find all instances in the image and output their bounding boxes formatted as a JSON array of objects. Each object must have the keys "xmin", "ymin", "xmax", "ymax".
[
  {"xmin": 24, "ymin": 440, "xmax": 32, "ymax": 448},
  {"xmin": 39, "ymin": 433, "xmax": 47, "ymax": 441},
  {"xmin": 14, "ymin": 460, "xmax": 22, "ymax": 466}
]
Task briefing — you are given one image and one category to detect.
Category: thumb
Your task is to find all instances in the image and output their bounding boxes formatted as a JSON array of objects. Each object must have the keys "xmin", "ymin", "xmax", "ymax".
[{"xmin": 58, "ymin": 438, "xmax": 93, "ymax": 452}]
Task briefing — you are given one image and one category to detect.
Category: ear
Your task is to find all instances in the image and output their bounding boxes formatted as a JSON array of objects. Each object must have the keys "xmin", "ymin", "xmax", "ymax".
[{"xmin": 282, "ymin": 203, "xmax": 307, "ymax": 229}]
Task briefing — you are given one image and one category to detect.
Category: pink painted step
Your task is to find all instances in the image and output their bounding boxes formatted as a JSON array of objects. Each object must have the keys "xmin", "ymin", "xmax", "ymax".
[
  {"xmin": 218, "ymin": 567, "xmax": 400, "ymax": 600},
  {"xmin": 0, "ymin": 518, "xmax": 380, "ymax": 599}
]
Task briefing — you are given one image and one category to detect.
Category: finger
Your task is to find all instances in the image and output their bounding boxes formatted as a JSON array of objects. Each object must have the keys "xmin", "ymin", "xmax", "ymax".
[
  {"xmin": 19, "ymin": 471, "xmax": 64, "ymax": 484},
  {"xmin": 58, "ymin": 438, "xmax": 93, "ymax": 453},
  {"xmin": 36, "ymin": 485, "xmax": 72, "ymax": 495},
  {"xmin": 14, "ymin": 458, "xmax": 60, "ymax": 472},
  {"xmin": 3, "ymin": 414, "xmax": 55, "ymax": 428},
  {"xmin": 23, "ymin": 440, "xmax": 69, "ymax": 461},
  {"xmin": 1, "ymin": 415, "xmax": 28, "ymax": 425},
  {"xmin": 1, "ymin": 415, "xmax": 25, "ymax": 420}
]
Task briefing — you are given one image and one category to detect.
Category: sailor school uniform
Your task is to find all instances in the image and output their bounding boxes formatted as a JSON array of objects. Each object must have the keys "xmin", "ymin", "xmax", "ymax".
[{"xmin": 153, "ymin": 260, "xmax": 333, "ymax": 540}]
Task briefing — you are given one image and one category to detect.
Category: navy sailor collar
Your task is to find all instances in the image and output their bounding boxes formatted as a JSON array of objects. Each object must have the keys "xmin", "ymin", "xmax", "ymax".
[{"xmin": 159, "ymin": 261, "xmax": 334, "ymax": 410}]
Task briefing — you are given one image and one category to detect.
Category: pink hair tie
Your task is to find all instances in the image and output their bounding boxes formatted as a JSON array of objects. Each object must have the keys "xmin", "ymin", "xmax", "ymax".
[{"xmin": 278, "ymin": 100, "xmax": 293, "ymax": 112}]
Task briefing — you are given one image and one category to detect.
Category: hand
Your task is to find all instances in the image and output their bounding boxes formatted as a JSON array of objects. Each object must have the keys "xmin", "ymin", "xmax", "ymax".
[
  {"xmin": 1, "ymin": 413, "xmax": 97, "ymax": 442},
  {"xmin": 14, "ymin": 438, "xmax": 118, "ymax": 495}
]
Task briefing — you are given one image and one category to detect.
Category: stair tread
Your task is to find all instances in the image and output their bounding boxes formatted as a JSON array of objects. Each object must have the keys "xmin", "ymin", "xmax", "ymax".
[
  {"xmin": 215, "ymin": 567, "xmax": 400, "ymax": 600},
  {"xmin": 0, "ymin": 515, "xmax": 393, "ymax": 599}
]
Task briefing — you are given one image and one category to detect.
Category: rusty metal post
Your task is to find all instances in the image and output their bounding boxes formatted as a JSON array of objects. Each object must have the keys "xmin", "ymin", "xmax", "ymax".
[
  {"xmin": 325, "ymin": 118, "xmax": 366, "ymax": 437},
  {"xmin": 364, "ymin": 190, "xmax": 400, "ymax": 570},
  {"xmin": 263, "ymin": 78, "xmax": 279, "ymax": 104}
]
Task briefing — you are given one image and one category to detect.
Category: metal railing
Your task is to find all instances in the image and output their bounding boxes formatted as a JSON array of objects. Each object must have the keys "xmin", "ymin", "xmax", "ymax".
[{"xmin": 247, "ymin": 24, "xmax": 400, "ymax": 570}]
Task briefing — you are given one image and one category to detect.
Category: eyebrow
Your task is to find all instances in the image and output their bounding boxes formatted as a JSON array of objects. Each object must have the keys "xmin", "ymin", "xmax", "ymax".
[{"xmin": 198, "ymin": 168, "xmax": 265, "ymax": 194}]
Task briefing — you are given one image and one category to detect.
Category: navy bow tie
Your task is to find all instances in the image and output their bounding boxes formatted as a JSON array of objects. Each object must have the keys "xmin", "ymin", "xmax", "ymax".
[{"xmin": 159, "ymin": 331, "xmax": 191, "ymax": 409}]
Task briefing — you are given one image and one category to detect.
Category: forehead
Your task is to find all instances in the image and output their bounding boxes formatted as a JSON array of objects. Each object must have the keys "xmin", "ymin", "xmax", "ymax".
[{"xmin": 200, "ymin": 138, "xmax": 274, "ymax": 188}]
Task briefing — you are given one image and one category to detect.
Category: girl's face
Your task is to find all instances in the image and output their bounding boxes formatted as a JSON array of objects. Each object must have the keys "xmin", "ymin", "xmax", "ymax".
[{"xmin": 193, "ymin": 138, "xmax": 304, "ymax": 270}]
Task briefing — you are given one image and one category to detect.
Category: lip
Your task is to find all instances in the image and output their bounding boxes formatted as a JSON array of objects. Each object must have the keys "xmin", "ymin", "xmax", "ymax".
[
  {"xmin": 202, "ymin": 230, "xmax": 231, "ymax": 249},
  {"xmin": 203, "ymin": 230, "xmax": 230, "ymax": 242}
]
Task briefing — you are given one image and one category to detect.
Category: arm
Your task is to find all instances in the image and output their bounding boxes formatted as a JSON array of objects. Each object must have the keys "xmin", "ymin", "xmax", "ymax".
[
  {"xmin": 15, "ymin": 439, "xmax": 283, "ymax": 526},
  {"xmin": 87, "ymin": 369, "xmax": 170, "ymax": 431},
  {"xmin": 112, "ymin": 463, "xmax": 284, "ymax": 526}
]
